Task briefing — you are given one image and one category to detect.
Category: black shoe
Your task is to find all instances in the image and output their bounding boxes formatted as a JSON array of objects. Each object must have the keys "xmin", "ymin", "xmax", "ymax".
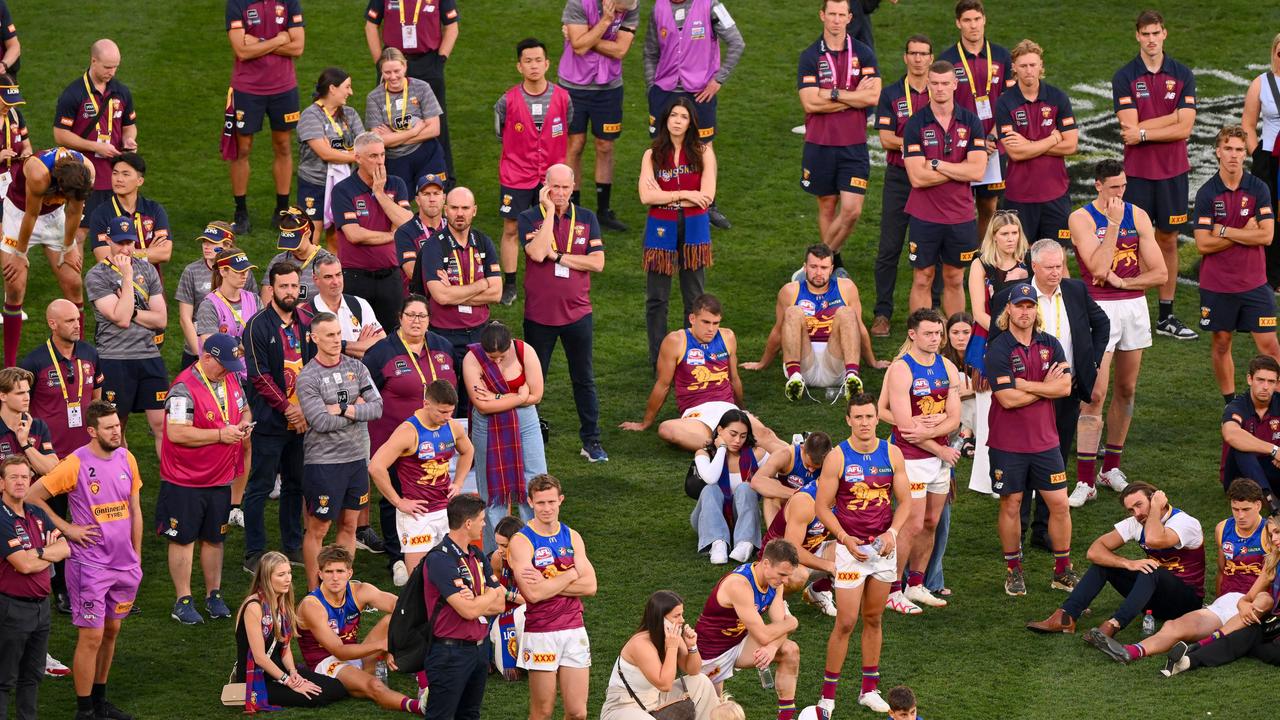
[
  {"xmin": 284, "ymin": 548, "xmax": 304, "ymax": 566},
  {"xmin": 500, "ymin": 283, "xmax": 518, "ymax": 306},
  {"xmin": 597, "ymin": 209, "xmax": 629, "ymax": 232},
  {"xmin": 354, "ymin": 526, "xmax": 386, "ymax": 554},
  {"xmin": 707, "ymin": 203, "xmax": 731, "ymax": 229},
  {"xmin": 74, "ymin": 710, "xmax": 96, "ymax": 720},
  {"xmin": 539, "ymin": 419, "xmax": 550, "ymax": 444},
  {"xmin": 242, "ymin": 553, "xmax": 262, "ymax": 575},
  {"xmin": 97, "ymin": 701, "xmax": 133, "ymax": 720},
  {"xmin": 1162, "ymin": 641, "xmax": 1192, "ymax": 677},
  {"xmin": 1084, "ymin": 627, "xmax": 1131, "ymax": 664},
  {"xmin": 55, "ymin": 592, "xmax": 71, "ymax": 615},
  {"xmin": 231, "ymin": 208, "xmax": 251, "ymax": 236}
]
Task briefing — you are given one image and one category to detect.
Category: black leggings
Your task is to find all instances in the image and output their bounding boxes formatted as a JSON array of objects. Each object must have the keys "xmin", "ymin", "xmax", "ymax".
[
  {"xmin": 264, "ymin": 668, "xmax": 348, "ymax": 707},
  {"xmin": 1189, "ymin": 623, "xmax": 1280, "ymax": 669}
]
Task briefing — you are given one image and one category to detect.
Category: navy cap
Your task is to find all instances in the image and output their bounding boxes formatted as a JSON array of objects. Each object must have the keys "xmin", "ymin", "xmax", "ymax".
[
  {"xmin": 0, "ymin": 84, "xmax": 24, "ymax": 106},
  {"xmin": 277, "ymin": 227, "xmax": 304, "ymax": 250},
  {"xmin": 215, "ymin": 249, "xmax": 257, "ymax": 273},
  {"xmin": 1009, "ymin": 282, "xmax": 1038, "ymax": 305},
  {"xmin": 107, "ymin": 216, "xmax": 138, "ymax": 244},
  {"xmin": 203, "ymin": 333, "xmax": 246, "ymax": 373},
  {"xmin": 198, "ymin": 222, "xmax": 235, "ymax": 245},
  {"xmin": 416, "ymin": 172, "xmax": 447, "ymax": 192}
]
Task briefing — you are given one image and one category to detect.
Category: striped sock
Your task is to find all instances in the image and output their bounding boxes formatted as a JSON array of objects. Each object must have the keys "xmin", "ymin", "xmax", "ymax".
[
  {"xmin": 1053, "ymin": 548, "xmax": 1071, "ymax": 574},
  {"xmin": 1198, "ymin": 630, "xmax": 1223, "ymax": 647},
  {"xmin": 1005, "ymin": 551, "xmax": 1022, "ymax": 571},
  {"xmin": 1123, "ymin": 643, "xmax": 1146, "ymax": 661},
  {"xmin": 400, "ymin": 698, "xmax": 420, "ymax": 714},
  {"xmin": 777, "ymin": 698, "xmax": 796, "ymax": 720},
  {"xmin": 1102, "ymin": 444, "xmax": 1124, "ymax": 473},
  {"xmin": 844, "ymin": 362, "xmax": 861, "ymax": 376},
  {"xmin": 785, "ymin": 361, "xmax": 801, "ymax": 379},
  {"xmin": 416, "ymin": 670, "xmax": 428, "ymax": 688},
  {"xmin": 860, "ymin": 666, "xmax": 879, "ymax": 695},
  {"xmin": 1076, "ymin": 452, "xmax": 1097, "ymax": 487},
  {"xmin": 906, "ymin": 570, "xmax": 924, "ymax": 587},
  {"xmin": 821, "ymin": 671, "xmax": 840, "ymax": 701}
]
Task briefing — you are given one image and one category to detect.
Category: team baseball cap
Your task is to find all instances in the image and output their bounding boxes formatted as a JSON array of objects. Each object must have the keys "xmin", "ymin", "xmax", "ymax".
[
  {"xmin": 0, "ymin": 84, "xmax": 24, "ymax": 106},
  {"xmin": 204, "ymin": 333, "xmax": 246, "ymax": 373},
  {"xmin": 199, "ymin": 221, "xmax": 235, "ymax": 245},
  {"xmin": 277, "ymin": 208, "xmax": 309, "ymax": 249},
  {"xmin": 106, "ymin": 216, "xmax": 138, "ymax": 244},
  {"xmin": 1009, "ymin": 282, "xmax": 1038, "ymax": 305},
  {"xmin": 416, "ymin": 173, "xmax": 447, "ymax": 193},
  {"xmin": 214, "ymin": 249, "xmax": 257, "ymax": 273}
]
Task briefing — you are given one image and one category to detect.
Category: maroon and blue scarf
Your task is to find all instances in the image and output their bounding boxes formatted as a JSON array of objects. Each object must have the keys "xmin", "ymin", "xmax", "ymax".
[
  {"xmin": 244, "ymin": 597, "xmax": 290, "ymax": 714},
  {"xmin": 717, "ymin": 449, "xmax": 759, "ymax": 524},
  {"xmin": 468, "ymin": 342, "xmax": 526, "ymax": 507}
]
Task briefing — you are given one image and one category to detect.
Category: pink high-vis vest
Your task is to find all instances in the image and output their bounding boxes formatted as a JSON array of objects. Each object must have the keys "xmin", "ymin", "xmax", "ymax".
[
  {"xmin": 159, "ymin": 365, "xmax": 246, "ymax": 489},
  {"xmin": 558, "ymin": 1, "xmax": 626, "ymax": 87},
  {"xmin": 498, "ymin": 85, "xmax": 570, "ymax": 189},
  {"xmin": 650, "ymin": 0, "xmax": 720, "ymax": 93}
]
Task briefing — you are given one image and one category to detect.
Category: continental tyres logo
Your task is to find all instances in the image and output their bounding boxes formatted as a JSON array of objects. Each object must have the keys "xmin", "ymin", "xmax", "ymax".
[{"xmin": 91, "ymin": 501, "xmax": 129, "ymax": 522}]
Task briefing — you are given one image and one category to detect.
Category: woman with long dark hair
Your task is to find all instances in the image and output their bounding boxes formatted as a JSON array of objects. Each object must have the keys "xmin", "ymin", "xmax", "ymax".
[
  {"xmin": 638, "ymin": 97, "xmax": 718, "ymax": 366},
  {"xmin": 297, "ymin": 67, "xmax": 363, "ymax": 249},
  {"xmin": 691, "ymin": 409, "xmax": 768, "ymax": 565},
  {"xmin": 600, "ymin": 590, "xmax": 718, "ymax": 720}
]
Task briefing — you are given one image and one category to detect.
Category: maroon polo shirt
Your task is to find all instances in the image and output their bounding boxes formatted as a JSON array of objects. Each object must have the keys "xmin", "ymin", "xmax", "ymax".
[
  {"xmin": 19, "ymin": 340, "xmax": 102, "ymax": 457},
  {"xmin": 0, "ymin": 502, "xmax": 52, "ymax": 599},
  {"xmin": 875, "ymin": 76, "xmax": 929, "ymax": 168},
  {"xmin": 1195, "ymin": 173, "xmax": 1275, "ymax": 294},
  {"xmin": 517, "ymin": 205, "xmax": 603, "ymax": 327},
  {"xmin": 226, "ymin": 0, "xmax": 304, "ymax": 96},
  {"xmin": 902, "ymin": 104, "xmax": 987, "ymax": 224},
  {"xmin": 1112, "ymin": 55, "xmax": 1196, "ymax": 181},
  {"xmin": 331, "ymin": 173, "xmax": 412, "ymax": 271},
  {"xmin": 797, "ymin": 35, "xmax": 879, "ymax": 147},
  {"xmin": 424, "ymin": 536, "xmax": 500, "ymax": 642},
  {"xmin": 995, "ymin": 82, "xmax": 1075, "ymax": 203},
  {"xmin": 985, "ymin": 329, "xmax": 1067, "ymax": 454},
  {"xmin": 365, "ymin": 0, "xmax": 458, "ymax": 56}
]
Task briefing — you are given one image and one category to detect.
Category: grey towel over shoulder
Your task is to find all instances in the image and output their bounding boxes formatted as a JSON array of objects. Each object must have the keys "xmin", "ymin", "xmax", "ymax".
[{"xmin": 296, "ymin": 355, "xmax": 384, "ymax": 464}]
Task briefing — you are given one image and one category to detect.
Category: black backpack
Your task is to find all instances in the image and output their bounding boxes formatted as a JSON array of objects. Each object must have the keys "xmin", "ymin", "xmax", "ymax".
[{"xmin": 387, "ymin": 547, "xmax": 448, "ymax": 674}]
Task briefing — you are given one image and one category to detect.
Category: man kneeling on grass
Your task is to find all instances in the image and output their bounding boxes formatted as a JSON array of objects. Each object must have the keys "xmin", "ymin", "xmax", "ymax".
[{"xmin": 295, "ymin": 545, "xmax": 425, "ymax": 714}]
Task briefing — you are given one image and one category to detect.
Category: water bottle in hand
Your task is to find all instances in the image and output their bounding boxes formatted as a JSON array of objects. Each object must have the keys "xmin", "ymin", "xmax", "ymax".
[
  {"xmin": 1141, "ymin": 610, "xmax": 1155, "ymax": 637},
  {"xmin": 758, "ymin": 666, "xmax": 774, "ymax": 689}
]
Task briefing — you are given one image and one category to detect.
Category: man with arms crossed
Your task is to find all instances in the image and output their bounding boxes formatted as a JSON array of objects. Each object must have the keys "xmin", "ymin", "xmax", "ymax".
[
  {"xmin": 1221, "ymin": 355, "xmax": 1280, "ymax": 508},
  {"xmin": 1068, "ymin": 159, "xmax": 1166, "ymax": 506},
  {"xmin": 507, "ymin": 474, "xmax": 597, "ymax": 720},
  {"xmin": 814, "ymin": 393, "xmax": 910, "ymax": 715},
  {"xmin": 693, "ymin": 538, "xmax": 801, "ymax": 720}
]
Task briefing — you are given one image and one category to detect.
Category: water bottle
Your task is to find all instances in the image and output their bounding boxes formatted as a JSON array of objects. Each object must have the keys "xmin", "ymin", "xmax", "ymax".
[
  {"xmin": 1141, "ymin": 610, "xmax": 1155, "ymax": 637},
  {"xmin": 758, "ymin": 666, "xmax": 775, "ymax": 689},
  {"xmin": 375, "ymin": 660, "xmax": 389, "ymax": 684},
  {"xmin": 870, "ymin": 537, "xmax": 885, "ymax": 555}
]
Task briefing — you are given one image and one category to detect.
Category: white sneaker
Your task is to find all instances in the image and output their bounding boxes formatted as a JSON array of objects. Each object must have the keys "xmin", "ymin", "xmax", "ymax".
[
  {"xmin": 709, "ymin": 540, "xmax": 729, "ymax": 565},
  {"xmin": 269, "ymin": 475, "xmax": 282, "ymax": 500},
  {"xmin": 816, "ymin": 698, "xmax": 835, "ymax": 716},
  {"xmin": 1068, "ymin": 482, "xmax": 1097, "ymax": 508},
  {"xmin": 227, "ymin": 507, "xmax": 244, "ymax": 527},
  {"xmin": 392, "ymin": 560, "xmax": 409, "ymax": 587},
  {"xmin": 885, "ymin": 590, "xmax": 923, "ymax": 615},
  {"xmin": 904, "ymin": 584, "xmax": 947, "ymax": 608},
  {"xmin": 858, "ymin": 690, "xmax": 890, "ymax": 713},
  {"xmin": 417, "ymin": 683, "xmax": 429, "ymax": 708},
  {"xmin": 729, "ymin": 541, "xmax": 754, "ymax": 563},
  {"xmin": 1097, "ymin": 468, "xmax": 1129, "ymax": 492},
  {"xmin": 45, "ymin": 653, "xmax": 70, "ymax": 677},
  {"xmin": 804, "ymin": 586, "xmax": 837, "ymax": 617}
]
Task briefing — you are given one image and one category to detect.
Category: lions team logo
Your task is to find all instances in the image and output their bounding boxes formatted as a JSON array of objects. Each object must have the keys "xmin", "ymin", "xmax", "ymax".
[
  {"xmin": 89, "ymin": 481, "xmax": 100, "ymax": 495},
  {"xmin": 514, "ymin": 122, "xmax": 524, "ymax": 133},
  {"xmin": 1200, "ymin": 306, "xmax": 1211, "ymax": 328},
  {"xmin": 1039, "ymin": 348, "xmax": 1050, "ymax": 361},
  {"xmin": 956, "ymin": 126, "xmax": 968, "ymax": 140}
]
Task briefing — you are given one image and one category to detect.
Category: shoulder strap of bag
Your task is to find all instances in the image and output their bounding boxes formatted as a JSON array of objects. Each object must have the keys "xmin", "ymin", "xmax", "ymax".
[
  {"xmin": 616, "ymin": 663, "xmax": 654, "ymax": 712},
  {"xmin": 231, "ymin": 599, "xmax": 279, "ymax": 678},
  {"xmin": 421, "ymin": 542, "xmax": 455, "ymax": 650},
  {"xmin": 1267, "ymin": 72, "xmax": 1280, "ymax": 106}
]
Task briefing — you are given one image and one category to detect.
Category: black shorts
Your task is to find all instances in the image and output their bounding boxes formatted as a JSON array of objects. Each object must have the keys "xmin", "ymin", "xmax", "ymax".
[
  {"xmin": 973, "ymin": 153, "xmax": 1007, "ymax": 198},
  {"xmin": 78, "ymin": 189, "xmax": 114, "ymax": 229},
  {"xmin": 499, "ymin": 184, "xmax": 541, "ymax": 220},
  {"xmin": 1199, "ymin": 285, "xmax": 1278, "ymax": 334},
  {"xmin": 1002, "ymin": 193, "xmax": 1072, "ymax": 245},
  {"xmin": 154, "ymin": 481, "xmax": 231, "ymax": 545},
  {"xmin": 801, "ymin": 142, "xmax": 870, "ymax": 197},
  {"xmin": 908, "ymin": 217, "xmax": 978, "ymax": 269},
  {"xmin": 233, "ymin": 87, "xmax": 301, "ymax": 135},
  {"xmin": 1124, "ymin": 174, "xmax": 1189, "ymax": 232},
  {"xmin": 989, "ymin": 447, "xmax": 1067, "ymax": 496},
  {"xmin": 647, "ymin": 86, "xmax": 716, "ymax": 142},
  {"xmin": 303, "ymin": 460, "xmax": 369, "ymax": 520},
  {"xmin": 567, "ymin": 86, "xmax": 624, "ymax": 140},
  {"xmin": 297, "ymin": 180, "xmax": 326, "ymax": 223},
  {"xmin": 99, "ymin": 356, "xmax": 168, "ymax": 413}
]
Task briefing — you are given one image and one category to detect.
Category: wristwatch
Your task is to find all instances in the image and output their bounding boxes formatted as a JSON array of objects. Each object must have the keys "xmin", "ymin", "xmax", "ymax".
[
  {"xmin": 830, "ymin": 87, "xmax": 840, "ymax": 101},
  {"xmin": 1219, "ymin": 225, "xmax": 1228, "ymax": 238},
  {"xmin": 1270, "ymin": 445, "xmax": 1277, "ymax": 459},
  {"xmin": 930, "ymin": 158, "xmax": 939, "ymax": 171},
  {"xmin": 1138, "ymin": 128, "xmax": 1147, "ymax": 143},
  {"xmin": 36, "ymin": 547, "xmax": 44, "ymax": 560}
]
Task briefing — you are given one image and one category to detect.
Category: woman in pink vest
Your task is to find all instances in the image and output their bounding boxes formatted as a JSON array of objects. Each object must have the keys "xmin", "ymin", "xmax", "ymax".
[{"xmin": 638, "ymin": 96, "xmax": 717, "ymax": 367}]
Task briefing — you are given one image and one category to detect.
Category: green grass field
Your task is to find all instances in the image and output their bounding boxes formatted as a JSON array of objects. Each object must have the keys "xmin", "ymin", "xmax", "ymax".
[{"xmin": 13, "ymin": 1, "xmax": 1280, "ymax": 718}]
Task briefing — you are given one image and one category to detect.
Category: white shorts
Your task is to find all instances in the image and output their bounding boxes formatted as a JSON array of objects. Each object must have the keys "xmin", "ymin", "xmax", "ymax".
[
  {"xmin": 1, "ymin": 200, "xmax": 66, "ymax": 255},
  {"xmin": 397, "ymin": 507, "xmax": 448, "ymax": 553},
  {"xmin": 833, "ymin": 541, "xmax": 896, "ymax": 589},
  {"xmin": 314, "ymin": 655, "xmax": 362, "ymax": 679},
  {"xmin": 797, "ymin": 341, "xmax": 845, "ymax": 388},
  {"xmin": 517, "ymin": 626, "xmax": 591, "ymax": 671},
  {"xmin": 681, "ymin": 401, "xmax": 737, "ymax": 432},
  {"xmin": 905, "ymin": 456, "xmax": 950, "ymax": 498},
  {"xmin": 1097, "ymin": 297, "xmax": 1152, "ymax": 352},
  {"xmin": 1205, "ymin": 592, "xmax": 1244, "ymax": 625},
  {"xmin": 700, "ymin": 639, "xmax": 746, "ymax": 684}
]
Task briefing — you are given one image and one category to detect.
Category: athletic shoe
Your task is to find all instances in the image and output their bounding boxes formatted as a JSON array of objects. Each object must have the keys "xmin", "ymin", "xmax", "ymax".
[
  {"xmin": 393, "ymin": 560, "xmax": 410, "ymax": 588},
  {"xmin": 418, "ymin": 683, "xmax": 430, "ymax": 708},
  {"xmin": 1155, "ymin": 315, "xmax": 1197, "ymax": 340},
  {"xmin": 785, "ymin": 373, "xmax": 806, "ymax": 402},
  {"xmin": 98, "ymin": 701, "xmax": 133, "ymax": 720},
  {"xmin": 580, "ymin": 442, "xmax": 609, "ymax": 463},
  {"xmin": 1051, "ymin": 565, "xmax": 1080, "ymax": 592},
  {"xmin": 816, "ymin": 698, "xmax": 835, "ymax": 717},
  {"xmin": 500, "ymin": 284, "xmax": 518, "ymax": 306},
  {"xmin": 803, "ymin": 586, "xmax": 837, "ymax": 617},
  {"xmin": 1162, "ymin": 641, "xmax": 1192, "ymax": 677},
  {"xmin": 1097, "ymin": 468, "xmax": 1129, "ymax": 493},
  {"xmin": 355, "ymin": 526, "xmax": 386, "ymax": 554},
  {"xmin": 206, "ymin": 590, "xmax": 232, "ymax": 619},
  {"xmin": 74, "ymin": 711, "xmax": 97, "ymax": 720},
  {"xmin": 171, "ymin": 595, "xmax": 205, "ymax": 625},
  {"xmin": 904, "ymin": 584, "xmax": 947, "ymax": 608},
  {"xmin": 841, "ymin": 371, "xmax": 863, "ymax": 401},
  {"xmin": 231, "ymin": 208, "xmax": 251, "ymax": 236},
  {"xmin": 709, "ymin": 541, "xmax": 729, "ymax": 565},
  {"xmin": 729, "ymin": 541, "xmax": 754, "ymax": 563},
  {"xmin": 1004, "ymin": 568, "xmax": 1027, "ymax": 597},
  {"xmin": 1067, "ymin": 482, "xmax": 1097, "ymax": 508},
  {"xmin": 960, "ymin": 436, "xmax": 976, "ymax": 458},
  {"xmin": 54, "ymin": 592, "xmax": 71, "ymax": 615},
  {"xmin": 870, "ymin": 315, "xmax": 890, "ymax": 338},
  {"xmin": 858, "ymin": 690, "xmax": 890, "ymax": 713},
  {"xmin": 885, "ymin": 590, "xmax": 923, "ymax": 615},
  {"xmin": 44, "ymin": 653, "xmax": 70, "ymax": 677},
  {"xmin": 1026, "ymin": 608, "xmax": 1076, "ymax": 634},
  {"xmin": 1085, "ymin": 627, "xmax": 1132, "ymax": 664},
  {"xmin": 243, "ymin": 553, "xmax": 262, "ymax": 575},
  {"xmin": 791, "ymin": 124, "xmax": 807, "ymax": 135},
  {"xmin": 269, "ymin": 475, "xmax": 281, "ymax": 500},
  {"xmin": 707, "ymin": 204, "xmax": 731, "ymax": 230},
  {"xmin": 227, "ymin": 507, "xmax": 244, "ymax": 527},
  {"xmin": 597, "ymin": 209, "xmax": 629, "ymax": 232}
]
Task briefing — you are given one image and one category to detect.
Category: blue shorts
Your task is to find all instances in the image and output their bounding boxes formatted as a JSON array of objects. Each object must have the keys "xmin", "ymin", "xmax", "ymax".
[
  {"xmin": 1002, "ymin": 193, "xmax": 1071, "ymax": 244},
  {"xmin": 233, "ymin": 87, "xmax": 300, "ymax": 134},
  {"xmin": 297, "ymin": 180, "xmax": 326, "ymax": 223},
  {"xmin": 155, "ymin": 482, "xmax": 231, "ymax": 545},
  {"xmin": 567, "ymin": 86, "xmax": 624, "ymax": 140},
  {"xmin": 989, "ymin": 448, "xmax": 1067, "ymax": 496},
  {"xmin": 1199, "ymin": 285, "xmax": 1278, "ymax": 334},
  {"xmin": 386, "ymin": 141, "xmax": 447, "ymax": 197},
  {"xmin": 100, "ymin": 356, "xmax": 168, "ymax": 413},
  {"xmin": 801, "ymin": 142, "xmax": 870, "ymax": 197},
  {"xmin": 499, "ymin": 184, "xmax": 540, "ymax": 220},
  {"xmin": 1124, "ymin": 174, "xmax": 1189, "ymax": 232},
  {"xmin": 304, "ymin": 460, "xmax": 369, "ymax": 520},
  {"xmin": 647, "ymin": 86, "xmax": 716, "ymax": 142},
  {"xmin": 79, "ymin": 189, "xmax": 113, "ymax": 229},
  {"xmin": 908, "ymin": 217, "xmax": 978, "ymax": 269}
]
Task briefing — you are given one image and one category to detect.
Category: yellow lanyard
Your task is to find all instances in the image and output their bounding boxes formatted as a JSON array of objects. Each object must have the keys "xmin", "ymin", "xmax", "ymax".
[
  {"xmin": 195, "ymin": 362, "xmax": 230, "ymax": 425},
  {"xmin": 215, "ymin": 290, "xmax": 244, "ymax": 329},
  {"xmin": 298, "ymin": 247, "xmax": 320, "ymax": 270},
  {"xmin": 316, "ymin": 101, "xmax": 347, "ymax": 145},
  {"xmin": 955, "ymin": 41, "xmax": 993, "ymax": 100},
  {"xmin": 904, "ymin": 78, "xmax": 920, "ymax": 116},
  {"xmin": 450, "ymin": 241, "xmax": 476, "ymax": 285},
  {"xmin": 105, "ymin": 261, "xmax": 149, "ymax": 299},
  {"xmin": 83, "ymin": 73, "xmax": 113, "ymax": 136},
  {"xmin": 398, "ymin": 331, "xmax": 437, "ymax": 398},
  {"xmin": 385, "ymin": 83, "xmax": 409, "ymax": 127},
  {"xmin": 110, "ymin": 195, "xmax": 147, "ymax": 249},
  {"xmin": 398, "ymin": 0, "xmax": 423, "ymax": 27},
  {"xmin": 46, "ymin": 340, "xmax": 83, "ymax": 406},
  {"xmin": 539, "ymin": 203, "xmax": 576, "ymax": 255}
]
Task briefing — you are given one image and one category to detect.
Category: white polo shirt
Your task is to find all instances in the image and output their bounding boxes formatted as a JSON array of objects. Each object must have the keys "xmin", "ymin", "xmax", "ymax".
[
  {"xmin": 1034, "ymin": 278, "xmax": 1073, "ymax": 363},
  {"xmin": 310, "ymin": 293, "xmax": 381, "ymax": 343}
]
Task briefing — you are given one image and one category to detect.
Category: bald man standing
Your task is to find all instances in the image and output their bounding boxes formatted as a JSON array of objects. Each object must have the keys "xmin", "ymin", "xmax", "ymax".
[
  {"xmin": 53, "ymin": 39, "xmax": 137, "ymax": 248},
  {"xmin": 518, "ymin": 164, "xmax": 607, "ymax": 462}
]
